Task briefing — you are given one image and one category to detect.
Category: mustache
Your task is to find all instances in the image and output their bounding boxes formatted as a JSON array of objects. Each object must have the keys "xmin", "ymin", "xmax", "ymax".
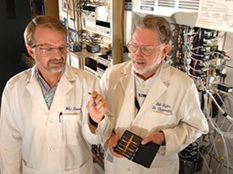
[
  {"xmin": 132, "ymin": 58, "xmax": 146, "ymax": 63},
  {"xmin": 48, "ymin": 58, "xmax": 65, "ymax": 64}
]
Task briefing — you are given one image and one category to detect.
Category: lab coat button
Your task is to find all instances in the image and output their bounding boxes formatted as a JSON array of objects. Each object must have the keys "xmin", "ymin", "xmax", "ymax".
[
  {"xmin": 49, "ymin": 118, "xmax": 53, "ymax": 122},
  {"xmin": 127, "ymin": 168, "xmax": 131, "ymax": 171},
  {"xmin": 49, "ymin": 147, "xmax": 54, "ymax": 151}
]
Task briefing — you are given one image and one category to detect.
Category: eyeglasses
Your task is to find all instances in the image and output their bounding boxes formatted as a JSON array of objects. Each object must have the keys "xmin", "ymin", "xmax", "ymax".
[
  {"xmin": 127, "ymin": 43, "xmax": 160, "ymax": 56},
  {"xmin": 33, "ymin": 44, "xmax": 70, "ymax": 56}
]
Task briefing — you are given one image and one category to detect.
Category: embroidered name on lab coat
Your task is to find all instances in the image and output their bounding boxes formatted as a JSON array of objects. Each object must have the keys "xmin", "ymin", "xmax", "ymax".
[
  {"xmin": 65, "ymin": 107, "xmax": 81, "ymax": 111},
  {"xmin": 66, "ymin": 107, "xmax": 72, "ymax": 111},
  {"xmin": 73, "ymin": 107, "xmax": 81, "ymax": 111},
  {"xmin": 152, "ymin": 102, "xmax": 172, "ymax": 114}
]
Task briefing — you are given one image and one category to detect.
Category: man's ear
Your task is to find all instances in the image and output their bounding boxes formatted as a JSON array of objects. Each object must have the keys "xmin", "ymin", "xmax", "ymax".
[
  {"xmin": 161, "ymin": 44, "xmax": 171, "ymax": 60},
  {"xmin": 27, "ymin": 45, "xmax": 35, "ymax": 59}
]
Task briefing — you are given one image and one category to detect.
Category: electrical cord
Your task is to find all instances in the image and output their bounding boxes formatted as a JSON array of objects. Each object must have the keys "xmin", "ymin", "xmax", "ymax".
[
  {"xmin": 174, "ymin": 23, "xmax": 233, "ymax": 174},
  {"xmin": 207, "ymin": 90, "xmax": 233, "ymax": 124},
  {"xmin": 205, "ymin": 115, "xmax": 231, "ymax": 174}
]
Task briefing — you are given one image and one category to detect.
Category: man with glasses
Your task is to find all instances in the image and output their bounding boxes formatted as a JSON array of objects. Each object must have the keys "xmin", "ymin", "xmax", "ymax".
[
  {"xmin": 0, "ymin": 15, "xmax": 111, "ymax": 173},
  {"xmin": 100, "ymin": 15, "xmax": 208, "ymax": 174}
]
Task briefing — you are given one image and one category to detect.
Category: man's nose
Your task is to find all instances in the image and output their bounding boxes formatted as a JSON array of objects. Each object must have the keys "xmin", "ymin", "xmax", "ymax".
[
  {"xmin": 134, "ymin": 47, "xmax": 143, "ymax": 57},
  {"xmin": 53, "ymin": 48, "xmax": 62, "ymax": 57}
]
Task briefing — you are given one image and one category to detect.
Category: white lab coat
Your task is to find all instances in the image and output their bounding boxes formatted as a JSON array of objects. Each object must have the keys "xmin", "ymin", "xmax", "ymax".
[
  {"xmin": 100, "ymin": 60, "xmax": 209, "ymax": 174},
  {"xmin": 0, "ymin": 64, "xmax": 112, "ymax": 174}
]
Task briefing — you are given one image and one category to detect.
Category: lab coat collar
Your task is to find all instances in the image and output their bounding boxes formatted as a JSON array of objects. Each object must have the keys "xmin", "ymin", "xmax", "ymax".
[
  {"xmin": 25, "ymin": 66, "xmax": 49, "ymax": 112},
  {"xmin": 50, "ymin": 64, "xmax": 75, "ymax": 110},
  {"xmin": 136, "ymin": 61, "xmax": 171, "ymax": 118},
  {"xmin": 25, "ymin": 64, "xmax": 76, "ymax": 112},
  {"xmin": 63, "ymin": 63, "xmax": 77, "ymax": 81},
  {"xmin": 120, "ymin": 61, "xmax": 135, "ymax": 119}
]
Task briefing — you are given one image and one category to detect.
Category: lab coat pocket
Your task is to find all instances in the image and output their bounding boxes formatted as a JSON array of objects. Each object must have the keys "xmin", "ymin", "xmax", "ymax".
[
  {"xmin": 22, "ymin": 160, "xmax": 40, "ymax": 174},
  {"xmin": 65, "ymin": 157, "xmax": 93, "ymax": 173},
  {"xmin": 60, "ymin": 113, "xmax": 81, "ymax": 145}
]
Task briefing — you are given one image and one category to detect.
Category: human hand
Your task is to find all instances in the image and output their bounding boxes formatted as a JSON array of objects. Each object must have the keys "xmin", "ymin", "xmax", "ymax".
[
  {"xmin": 141, "ymin": 131, "xmax": 165, "ymax": 145},
  {"xmin": 88, "ymin": 91, "xmax": 108, "ymax": 123},
  {"xmin": 108, "ymin": 132, "xmax": 123, "ymax": 158}
]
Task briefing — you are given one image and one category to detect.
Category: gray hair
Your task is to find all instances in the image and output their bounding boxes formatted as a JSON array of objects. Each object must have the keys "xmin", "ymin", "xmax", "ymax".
[
  {"xmin": 132, "ymin": 15, "xmax": 171, "ymax": 44},
  {"xmin": 24, "ymin": 15, "xmax": 67, "ymax": 47}
]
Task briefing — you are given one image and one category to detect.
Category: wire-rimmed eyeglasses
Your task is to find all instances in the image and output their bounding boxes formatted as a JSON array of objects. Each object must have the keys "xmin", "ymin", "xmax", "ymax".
[{"xmin": 127, "ymin": 43, "xmax": 160, "ymax": 56}]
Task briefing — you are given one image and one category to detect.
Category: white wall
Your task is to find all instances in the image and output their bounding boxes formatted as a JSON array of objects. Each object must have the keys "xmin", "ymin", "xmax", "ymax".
[{"xmin": 224, "ymin": 32, "xmax": 233, "ymax": 87}]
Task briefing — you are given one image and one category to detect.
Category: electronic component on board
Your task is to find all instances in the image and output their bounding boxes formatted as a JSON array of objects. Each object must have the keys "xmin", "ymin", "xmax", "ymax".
[
  {"xmin": 217, "ymin": 84, "xmax": 233, "ymax": 93},
  {"xmin": 69, "ymin": 42, "xmax": 82, "ymax": 52},
  {"xmin": 86, "ymin": 43, "xmax": 101, "ymax": 53}
]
